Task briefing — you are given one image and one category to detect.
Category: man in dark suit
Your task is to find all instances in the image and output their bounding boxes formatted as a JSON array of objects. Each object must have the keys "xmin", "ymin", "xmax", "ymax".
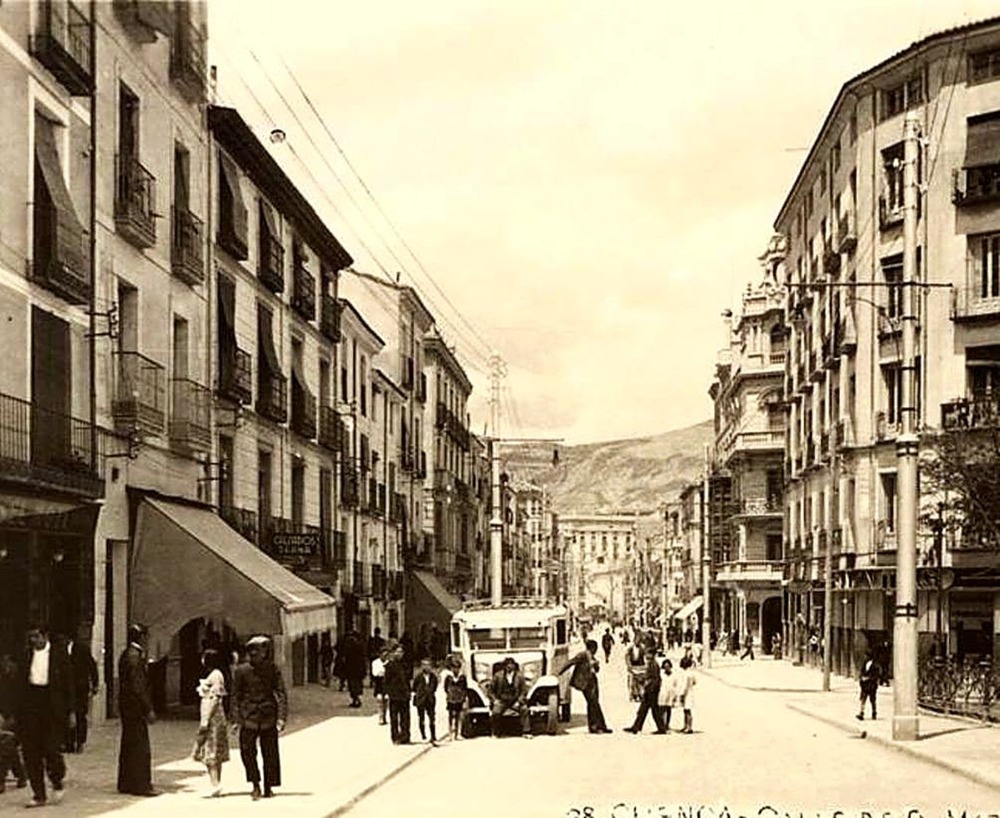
[
  {"xmin": 411, "ymin": 658, "xmax": 438, "ymax": 743},
  {"xmin": 383, "ymin": 642, "xmax": 411, "ymax": 745},
  {"xmin": 232, "ymin": 636, "xmax": 287, "ymax": 800},
  {"xmin": 856, "ymin": 649, "xmax": 882, "ymax": 721},
  {"xmin": 489, "ymin": 657, "xmax": 532, "ymax": 738},
  {"xmin": 624, "ymin": 649, "xmax": 665, "ymax": 734},
  {"xmin": 65, "ymin": 629, "xmax": 98, "ymax": 753},
  {"xmin": 19, "ymin": 624, "xmax": 74, "ymax": 808},
  {"xmin": 117, "ymin": 623, "xmax": 157, "ymax": 797},
  {"xmin": 558, "ymin": 639, "xmax": 611, "ymax": 733}
]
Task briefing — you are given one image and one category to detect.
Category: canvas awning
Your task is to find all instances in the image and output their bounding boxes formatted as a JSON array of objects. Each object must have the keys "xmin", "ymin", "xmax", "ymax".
[
  {"xmin": 406, "ymin": 569, "xmax": 462, "ymax": 634},
  {"xmin": 257, "ymin": 305, "xmax": 282, "ymax": 376},
  {"xmin": 132, "ymin": 498, "xmax": 335, "ymax": 657},
  {"xmin": 673, "ymin": 595, "xmax": 703, "ymax": 620}
]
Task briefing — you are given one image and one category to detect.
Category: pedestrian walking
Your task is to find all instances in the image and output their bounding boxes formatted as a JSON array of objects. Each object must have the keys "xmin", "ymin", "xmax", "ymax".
[
  {"xmin": 443, "ymin": 656, "xmax": 468, "ymax": 741},
  {"xmin": 193, "ymin": 649, "xmax": 230, "ymax": 798},
  {"xmin": 17, "ymin": 626, "xmax": 72, "ymax": 808},
  {"xmin": 624, "ymin": 649, "xmax": 665, "ymax": 734},
  {"xmin": 341, "ymin": 630, "xmax": 366, "ymax": 708},
  {"xmin": 0, "ymin": 712, "xmax": 26, "ymax": 793},
  {"xmin": 319, "ymin": 640, "xmax": 334, "ymax": 688},
  {"xmin": 557, "ymin": 639, "xmax": 611, "ymax": 734},
  {"xmin": 367, "ymin": 627, "xmax": 385, "ymax": 687},
  {"xmin": 383, "ymin": 643, "xmax": 411, "ymax": 745},
  {"xmin": 117, "ymin": 623, "xmax": 157, "ymax": 797},
  {"xmin": 856, "ymin": 650, "xmax": 882, "ymax": 721},
  {"xmin": 65, "ymin": 628, "xmax": 98, "ymax": 753},
  {"xmin": 232, "ymin": 636, "xmax": 287, "ymax": 800},
  {"xmin": 657, "ymin": 659, "xmax": 679, "ymax": 733},
  {"xmin": 371, "ymin": 649, "xmax": 387, "ymax": 726},
  {"xmin": 600, "ymin": 628, "xmax": 614, "ymax": 663},
  {"xmin": 411, "ymin": 659, "xmax": 438, "ymax": 743},
  {"xmin": 333, "ymin": 633, "xmax": 347, "ymax": 691},
  {"xmin": 677, "ymin": 654, "xmax": 697, "ymax": 734},
  {"xmin": 740, "ymin": 630, "xmax": 755, "ymax": 661}
]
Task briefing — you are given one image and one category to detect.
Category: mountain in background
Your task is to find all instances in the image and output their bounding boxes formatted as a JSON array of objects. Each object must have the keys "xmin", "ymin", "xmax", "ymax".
[{"xmin": 500, "ymin": 420, "xmax": 714, "ymax": 515}]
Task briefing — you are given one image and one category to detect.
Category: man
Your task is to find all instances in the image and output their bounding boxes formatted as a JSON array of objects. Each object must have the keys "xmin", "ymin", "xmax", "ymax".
[
  {"xmin": 232, "ymin": 636, "xmax": 287, "ymax": 800},
  {"xmin": 489, "ymin": 657, "xmax": 532, "ymax": 739},
  {"xmin": 117, "ymin": 623, "xmax": 157, "ymax": 797},
  {"xmin": 624, "ymin": 648, "xmax": 665, "ymax": 734},
  {"xmin": 411, "ymin": 658, "xmax": 438, "ymax": 743},
  {"xmin": 383, "ymin": 643, "xmax": 411, "ymax": 745},
  {"xmin": 65, "ymin": 628, "xmax": 98, "ymax": 753},
  {"xmin": 600, "ymin": 628, "xmax": 614, "ymax": 663},
  {"xmin": 558, "ymin": 639, "xmax": 611, "ymax": 734},
  {"xmin": 366, "ymin": 627, "xmax": 385, "ymax": 687},
  {"xmin": 19, "ymin": 625, "xmax": 73, "ymax": 808},
  {"xmin": 341, "ymin": 630, "xmax": 366, "ymax": 708},
  {"xmin": 856, "ymin": 650, "xmax": 882, "ymax": 721},
  {"xmin": 319, "ymin": 640, "xmax": 334, "ymax": 688},
  {"xmin": 740, "ymin": 630, "xmax": 755, "ymax": 661}
]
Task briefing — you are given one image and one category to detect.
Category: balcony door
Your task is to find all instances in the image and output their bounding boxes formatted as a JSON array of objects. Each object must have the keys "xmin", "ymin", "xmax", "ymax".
[
  {"xmin": 31, "ymin": 307, "xmax": 71, "ymax": 468},
  {"xmin": 118, "ymin": 83, "xmax": 139, "ymax": 162}
]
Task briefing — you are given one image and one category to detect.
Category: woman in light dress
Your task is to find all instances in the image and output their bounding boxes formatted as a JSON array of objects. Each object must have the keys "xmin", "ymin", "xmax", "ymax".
[
  {"xmin": 193, "ymin": 649, "xmax": 230, "ymax": 797},
  {"xmin": 657, "ymin": 658, "xmax": 679, "ymax": 733},
  {"xmin": 677, "ymin": 654, "xmax": 697, "ymax": 734}
]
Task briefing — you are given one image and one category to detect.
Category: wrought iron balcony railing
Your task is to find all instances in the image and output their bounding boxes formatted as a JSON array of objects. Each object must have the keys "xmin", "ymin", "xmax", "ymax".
[
  {"xmin": 171, "ymin": 206, "xmax": 204, "ymax": 285},
  {"xmin": 113, "ymin": 351, "xmax": 165, "ymax": 435},
  {"xmin": 169, "ymin": 378, "xmax": 211, "ymax": 453},
  {"xmin": 31, "ymin": 0, "xmax": 92, "ymax": 96},
  {"xmin": 353, "ymin": 559, "xmax": 370, "ymax": 596},
  {"xmin": 291, "ymin": 377, "xmax": 317, "ymax": 440},
  {"xmin": 292, "ymin": 262, "xmax": 316, "ymax": 322},
  {"xmin": 219, "ymin": 504, "xmax": 258, "ymax": 545},
  {"xmin": 318, "ymin": 405, "xmax": 339, "ymax": 452},
  {"xmin": 169, "ymin": 14, "xmax": 206, "ymax": 103},
  {"xmin": 953, "ymin": 165, "xmax": 1000, "ymax": 207},
  {"xmin": 258, "ymin": 232, "xmax": 284, "ymax": 294},
  {"xmin": 218, "ymin": 347, "xmax": 252, "ymax": 405},
  {"xmin": 115, "ymin": 155, "xmax": 157, "ymax": 249},
  {"xmin": 941, "ymin": 394, "xmax": 1000, "ymax": 430},
  {"xmin": 837, "ymin": 210, "xmax": 857, "ymax": 253},
  {"xmin": 257, "ymin": 372, "xmax": 288, "ymax": 424},
  {"xmin": 320, "ymin": 294, "xmax": 341, "ymax": 342},
  {"xmin": 879, "ymin": 195, "xmax": 904, "ymax": 230}
]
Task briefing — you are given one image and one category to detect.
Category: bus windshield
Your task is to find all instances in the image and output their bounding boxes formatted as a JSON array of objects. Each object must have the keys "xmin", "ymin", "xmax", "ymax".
[
  {"xmin": 468, "ymin": 628, "xmax": 506, "ymax": 650},
  {"xmin": 507, "ymin": 627, "xmax": 548, "ymax": 648}
]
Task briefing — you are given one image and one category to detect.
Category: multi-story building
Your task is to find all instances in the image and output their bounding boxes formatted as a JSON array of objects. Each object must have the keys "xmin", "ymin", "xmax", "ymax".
[
  {"xmin": 775, "ymin": 16, "xmax": 1000, "ymax": 675},
  {"xmin": 425, "ymin": 332, "xmax": 474, "ymax": 598},
  {"xmin": 468, "ymin": 432, "xmax": 492, "ymax": 598},
  {"xmin": 560, "ymin": 513, "xmax": 637, "ymax": 618},
  {"xmin": 675, "ymin": 482, "xmax": 706, "ymax": 634},
  {"xmin": 708, "ymin": 256, "xmax": 786, "ymax": 653}
]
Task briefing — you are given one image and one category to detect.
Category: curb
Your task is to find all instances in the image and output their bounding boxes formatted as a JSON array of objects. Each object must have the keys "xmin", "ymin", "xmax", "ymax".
[
  {"xmin": 698, "ymin": 665, "xmax": 834, "ymax": 695},
  {"xmin": 785, "ymin": 701, "xmax": 1000, "ymax": 794},
  {"xmin": 323, "ymin": 743, "xmax": 434, "ymax": 818}
]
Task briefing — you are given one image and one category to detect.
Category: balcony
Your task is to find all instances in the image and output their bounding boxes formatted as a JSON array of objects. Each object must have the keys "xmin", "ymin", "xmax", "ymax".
[
  {"xmin": 220, "ymin": 505, "xmax": 258, "ymax": 545},
  {"xmin": 171, "ymin": 207, "xmax": 204, "ymax": 285},
  {"xmin": 837, "ymin": 210, "xmax": 857, "ymax": 253},
  {"xmin": 169, "ymin": 379, "xmax": 211, "ymax": 453},
  {"xmin": 113, "ymin": 352, "xmax": 165, "ymax": 436},
  {"xmin": 875, "ymin": 411, "xmax": 899, "ymax": 441},
  {"xmin": 400, "ymin": 445, "xmax": 414, "ymax": 473},
  {"xmin": 876, "ymin": 521, "xmax": 898, "ymax": 552},
  {"xmin": 257, "ymin": 372, "xmax": 287, "ymax": 424},
  {"xmin": 738, "ymin": 496, "xmax": 783, "ymax": 516},
  {"xmin": 291, "ymin": 378, "xmax": 317, "ymax": 440},
  {"xmin": 292, "ymin": 261, "xmax": 315, "ymax": 322},
  {"xmin": 388, "ymin": 570, "xmax": 404, "ymax": 601},
  {"xmin": 113, "ymin": 0, "xmax": 170, "ymax": 43},
  {"xmin": 819, "ymin": 429, "xmax": 830, "ymax": 457},
  {"xmin": 417, "ymin": 450, "xmax": 427, "ymax": 479},
  {"xmin": 371, "ymin": 564, "xmax": 387, "ymax": 599},
  {"xmin": 769, "ymin": 349, "xmax": 787, "ymax": 366},
  {"xmin": 329, "ymin": 530, "xmax": 347, "ymax": 569},
  {"xmin": 31, "ymin": 224, "xmax": 90, "ymax": 306},
  {"xmin": 320, "ymin": 295, "xmax": 341, "ymax": 342},
  {"xmin": 822, "ymin": 244, "xmax": 841, "ymax": 277},
  {"xmin": 941, "ymin": 394, "xmax": 1000, "ymax": 430},
  {"xmin": 951, "ymin": 287, "xmax": 1000, "ymax": 322},
  {"xmin": 402, "ymin": 356, "xmax": 414, "ymax": 391},
  {"xmin": 0, "ymin": 391, "xmax": 103, "ymax": 497},
  {"xmin": 715, "ymin": 560, "xmax": 783, "ymax": 584},
  {"xmin": 353, "ymin": 560, "xmax": 371, "ymax": 596},
  {"xmin": 31, "ymin": 0, "xmax": 92, "ymax": 96},
  {"xmin": 218, "ymin": 347, "xmax": 252, "ymax": 404},
  {"xmin": 417, "ymin": 372, "xmax": 427, "ymax": 404},
  {"xmin": 115, "ymin": 155, "xmax": 157, "ymax": 249},
  {"xmin": 258, "ymin": 233, "xmax": 284, "ymax": 295},
  {"xmin": 835, "ymin": 417, "xmax": 853, "ymax": 449},
  {"xmin": 879, "ymin": 195, "xmax": 904, "ymax": 230},
  {"xmin": 318, "ymin": 405, "xmax": 340, "ymax": 452},
  {"xmin": 340, "ymin": 468, "xmax": 359, "ymax": 509},
  {"xmin": 169, "ymin": 15, "xmax": 206, "ymax": 103},
  {"xmin": 953, "ymin": 165, "xmax": 1000, "ymax": 207},
  {"xmin": 390, "ymin": 492, "xmax": 406, "ymax": 525}
]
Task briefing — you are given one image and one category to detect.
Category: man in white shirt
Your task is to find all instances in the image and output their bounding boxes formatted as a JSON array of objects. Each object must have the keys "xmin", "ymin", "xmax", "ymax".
[{"xmin": 20, "ymin": 625, "xmax": 73, "ymax": 808}]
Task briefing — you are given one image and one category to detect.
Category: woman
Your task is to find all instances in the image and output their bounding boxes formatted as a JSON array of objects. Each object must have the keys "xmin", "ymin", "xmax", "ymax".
[{"xmin": 193, "ymin": 649, "xmax": 230, "ymax": 797}]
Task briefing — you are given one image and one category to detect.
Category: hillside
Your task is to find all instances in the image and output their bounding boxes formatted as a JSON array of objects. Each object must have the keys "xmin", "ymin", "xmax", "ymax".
[{"xmin": 500, "ymin": 420, "xmax": 714, "ymax": 514}]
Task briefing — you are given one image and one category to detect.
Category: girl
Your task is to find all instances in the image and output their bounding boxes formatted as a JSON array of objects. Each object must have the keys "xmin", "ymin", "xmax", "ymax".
[
  {"xmin": 657, "ymin": 658, "xmax": 678, "ymax": 733},
  {"xmin": 443, "ymin": 655, "xmax": 468, "ymax": 741},
  {"xmin": 678, "ymin": 655, "xmax": 697, "ymax": 734},
  {"xmin": 193, "ymin": 649, "xmax": 230, "ymax": 797}
]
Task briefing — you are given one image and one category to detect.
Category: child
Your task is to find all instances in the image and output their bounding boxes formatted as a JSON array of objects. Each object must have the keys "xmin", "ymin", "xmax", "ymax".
[
  {"xmin": 657, "ymin": 658, "xmax": 678, "ymax": 733},
  {"xmin": 371, "ymin": 649, "xmax": 387, "ymax": 726},
  {"xmin": 443, "ymin": 656, "xmax": 468, "ymax": 741},
  {"xmin": 678, "ymin": 655, "xmax": 697, "ymax": 734},
  {"xmin": 0, "ymin": 714, "xmax": 26, "ymax": 794},
  {"xmin": 411, "ymin": 659, "xmax": 438, "ymax": 743}
]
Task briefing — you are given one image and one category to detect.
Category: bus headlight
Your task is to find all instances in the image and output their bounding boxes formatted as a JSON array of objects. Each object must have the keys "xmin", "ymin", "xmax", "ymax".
[
  {"xmin": 474, "ymin": 660, "xmax": 491, "ymax": 682},
  {"xmin": 521, "ymin": 659, "xmax": 542, "ymax": 683}
]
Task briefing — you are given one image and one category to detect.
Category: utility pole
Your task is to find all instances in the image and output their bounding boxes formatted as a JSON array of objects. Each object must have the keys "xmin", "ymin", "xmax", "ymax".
[
  {"xmin": 893, "ymin": 112, "xmax": 921, "ymax": 741},
  {"xmin": 702, "ymin": 445, "xmax": 712, "ymax": 668},
  {"xmin": 489, "ymin": 355, "xmax": 506, "ymax": 606}
]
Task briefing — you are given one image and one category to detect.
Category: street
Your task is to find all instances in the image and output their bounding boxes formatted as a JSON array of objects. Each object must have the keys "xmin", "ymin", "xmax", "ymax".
[{"xmin": 345, "ymin": 651, "xmax": 1000, "ymax": 818}]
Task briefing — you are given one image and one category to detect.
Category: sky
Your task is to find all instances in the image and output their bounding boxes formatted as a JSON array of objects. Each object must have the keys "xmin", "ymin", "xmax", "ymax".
[{"xmin": 208, "ymin": 0, "xmax": 1000, "ymax": 445}]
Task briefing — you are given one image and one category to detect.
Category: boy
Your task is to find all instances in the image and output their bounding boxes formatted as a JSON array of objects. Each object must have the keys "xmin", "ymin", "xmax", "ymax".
[{"xmin": 411, "ymin": 659, "xmax": 438, "ymax": 744}]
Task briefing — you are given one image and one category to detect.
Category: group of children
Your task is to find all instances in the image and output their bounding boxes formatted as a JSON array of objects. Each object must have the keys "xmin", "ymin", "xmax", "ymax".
[{"xmin": 624, "ymin": 649, "xmax": 698, "ymax": 735}]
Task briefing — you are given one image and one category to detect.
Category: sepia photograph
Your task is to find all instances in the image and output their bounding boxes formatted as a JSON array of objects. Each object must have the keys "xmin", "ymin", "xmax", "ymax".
[{"xmin": 2, "ymin": 0, "xmax": 1000, "ymax": 815}]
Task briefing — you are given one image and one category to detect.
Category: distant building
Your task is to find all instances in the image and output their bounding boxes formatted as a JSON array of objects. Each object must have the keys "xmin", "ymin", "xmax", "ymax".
[{"xmin": 560, "ymin": 513, "xmax": 638, "ymax": 618}]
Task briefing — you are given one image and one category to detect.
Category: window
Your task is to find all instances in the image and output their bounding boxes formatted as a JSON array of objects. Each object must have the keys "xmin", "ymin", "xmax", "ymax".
[
  {"xmin": 291, "ymin": 460, "xmax": 304, "ymax": 526},
  {"xmin": 258, "ymin": 449, "xmax": 272, "ymax": 524},
  {"xmin": 174, "ymin": 143, "xmax": 190, "ymax": 213},
  {"xmin": 972, "ymin": 233, "xmax": 1000, "ymax": 300},
  {"xmin": 119, "ymin": 83, "xmax": 139, "ymax": 160},
  {"xmin": 172, "ymin": 315, "xmax": 188, "ymax": 381},
  {"xmin": 882, "ymin": 143, "xmax": 904, "ymax": 211},
  {"xmin": 881, "ymin": 254, "xmax": 903, "ymax": 319},
  {"xmin": 217, "ymin": 151, "xmax": 248, "ymax": 259},
  {"xmin": 969, "ymin": 47, "xmax": 1000, "ymax": 84},
  {"xmin": 359, "ymin": 357, "xmax": 367, "ymax": 417},
  {"xmin": 881, "ymin": 473, "xmax": 898, "ymax": 532},
  {"xmin": 819, "ymin": 167, "xmax": 827, "ymax": 197},
  {"xmin": 832, "ymin": 139, "xmax": 841, "ymax": 172},
  {"xmin": 882, "ymin": 73, "xmax": 922, "ymax": 120},
  {"xmin": 849, "ymin": 111, "xmax": 858, "ymax": 144},
  {"xmin": 805, "ymin": 189, "xmax": 813, "ymax": 219}
]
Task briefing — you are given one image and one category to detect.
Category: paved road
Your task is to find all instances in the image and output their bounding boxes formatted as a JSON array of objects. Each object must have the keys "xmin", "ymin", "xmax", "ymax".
[{"xmin": 345, "ymin": 650, "xmax": 999, "ymax": 818}]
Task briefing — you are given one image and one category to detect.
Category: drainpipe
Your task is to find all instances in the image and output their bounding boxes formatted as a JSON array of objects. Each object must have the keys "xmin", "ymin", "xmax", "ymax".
[{"xmin": 87, "ymin": 0, "xmax": 97, "ymax": 472}]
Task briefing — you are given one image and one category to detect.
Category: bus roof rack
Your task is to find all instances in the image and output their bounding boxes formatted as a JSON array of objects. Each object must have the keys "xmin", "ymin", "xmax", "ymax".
[{"xmin": 461, "ymin": 597, "xmax": 561, "ymax": 611}]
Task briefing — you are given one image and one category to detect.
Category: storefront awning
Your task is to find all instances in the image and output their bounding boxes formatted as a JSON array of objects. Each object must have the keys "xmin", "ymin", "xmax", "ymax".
[
  {"xmin": 673, "ymin": 595, "xmax": 703, "ymax": 620},
  {"xmin": 406, "ymin": 569, "xmax": 462, "ymax": 634},
  {"xmin": 132, "ymin": 498, "xmax": 335, "ymax": 657}
]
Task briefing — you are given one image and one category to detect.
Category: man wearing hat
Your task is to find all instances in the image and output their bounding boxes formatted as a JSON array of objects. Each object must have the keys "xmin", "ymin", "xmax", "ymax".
[
  {"xmin": 232, "ymin": 636, "xmax": 287, "ymax": 800},
  {"xmin": 117, "ymin": 624, "xmax": 158, "ymax": 797}
]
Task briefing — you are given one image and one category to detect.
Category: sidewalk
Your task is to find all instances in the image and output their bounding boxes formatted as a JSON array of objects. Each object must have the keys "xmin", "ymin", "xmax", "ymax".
[
  {"xmin": 0, "ymin": 683, "xmax": 432, "ymax": 817},
  {"xmin": 700, "ymin": 653, "xmax": 1000, "ymax": 792}
]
